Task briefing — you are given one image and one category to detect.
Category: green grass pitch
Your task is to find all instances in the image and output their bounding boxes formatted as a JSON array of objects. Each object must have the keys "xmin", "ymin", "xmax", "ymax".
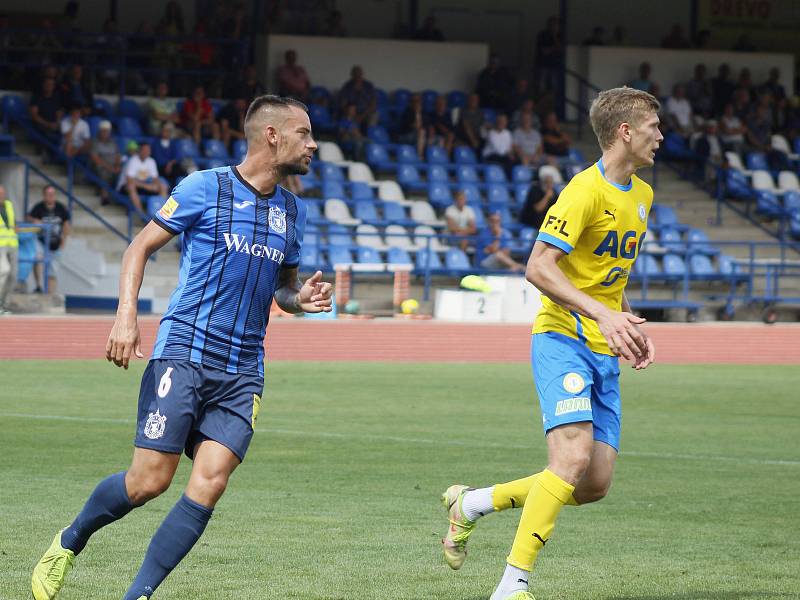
[{"xmin": 1, "ymin": 360, "xmax": 798, "ymax": 599}]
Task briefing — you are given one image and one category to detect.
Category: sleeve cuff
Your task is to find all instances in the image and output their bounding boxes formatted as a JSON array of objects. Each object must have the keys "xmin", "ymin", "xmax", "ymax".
[
  {"xmin": 536, "ymin": 231, "xmax": 573, "ymax": 254},
  {"xmin": 153, "ymin": 214, "xmax": 181, "ymax": 235}
]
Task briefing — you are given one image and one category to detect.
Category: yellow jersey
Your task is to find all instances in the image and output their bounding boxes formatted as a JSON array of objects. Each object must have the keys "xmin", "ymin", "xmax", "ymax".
[{"xmin": 533, "ymin": 160, "xmax": 653, "ymax": 355}]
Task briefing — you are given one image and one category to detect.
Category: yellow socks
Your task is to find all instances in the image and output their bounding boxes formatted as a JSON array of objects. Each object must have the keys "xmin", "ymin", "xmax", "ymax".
[
  {"xmin": 506, "ymin": 469, "xmax": 575, "ymax": 571},
  {"xmin": 493, "ymin": 472, "xmax": 580, "ymax": 511}
]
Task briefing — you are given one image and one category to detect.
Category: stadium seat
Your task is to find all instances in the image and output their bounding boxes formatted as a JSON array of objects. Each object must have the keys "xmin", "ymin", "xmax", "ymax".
[
  {"xmin": 348, "ymin": 162, "xmax": 375, "ymax": 184},
  {"xmin": 688, "ymin": 253, "xmax": 717, "ymax": 280},
  {"xmin": 416, "ymin": 248, "xmax": 442, "ymax": 270},
  {"xmin": 725, "ymin": 168, "xmax": 753, "ymax": 200},
  {"xmin": 87, "ymin": 116, "xmax": 104, "ymax": 137},
  {"xmin": 354, "ymin": 200, "xmax": 381, "ymax": 224},
  {"xmin": 514, "ymin": 183, "xmax": 531, "ymax": 206},
  {"xmin": 382, "ymin": 202, "xmax": 414, "ymax": 226},
  {"xmin": 116, "ymin": 98, "xmax": 144, "ymax": 123},
  {"xmin": 377, "ymin": 180, "xmax": 406, "ymax": 202},
  {"xmin": 745, "ymin": 152, "xmax": 769, "ymax": 172},
  {"xmin": 538, "ymin": 165, "xmax": 563, "ymax": 184},
  {"xmin": 299, "ymin": 170, "xmax": 320, "ymax": 192},
  {"xmin": 718, "ymin": 254, "xmax": 744, "ymax": 280},
  {"xmin": 659, "ymin": 227, "xmax": 685, "ymax": 252},
  {"xmin": 174, "ymin": 138, "xmax": 201, "ymax": 160},
  {"xmin": 318, "ymin": 141, "xmax": 346, "ymax": 164},
  {"xmin": 232, "ymin": 139, "xmax": 247, "ymax": 161},
  {"xmin": 300, "ymin": 246, "xmax": 319, "ymax": 271},
  {"xmin": 421, "ymin": 90, "xmax": 438, "ymax": 113},
  {"xmin": 350, "ymin": 181, "xmax": 375, "ymax": 201},
  {"xmin": 513, "ymin": 227, "xmax": 537, "ymax": 253},
  {"xmin": 511, "ymin": 165, "xmax": 533, "ymax": 183},
  {"xmin": 446, "ymin": 90, "xmax": 467, "ymax": 109},
  {"xmin": 662, "ymin": 253, "xmax": 687, "ymax": 279},
  {"xmin": 309, "ymin": 104, "xmax": 335, "ymax": 133},
  {"xmin": 374, "ymin": 88, "xmax": 389, "ymax": 108},
  {"xmin": 203, "ymin": 139, "xmax": 229, "ymax": 159},
  {"xmin": 92, "ymin": 97, "xmax": 113, "ymax": 118},
  {"xmin": 783, "ymin": 191, "xmax": 800, "ymax": 214},
  {"xmin": 396, "ymin": 144, "xmax": 422, "ymax": 164},
  {"xmin": 427, "ymin": 164, "xmax": 449, "ymax": 184},
  {"xmin": 469, "ymin": 203, "xmax": 486, "ymax": 228},
  {"xmin": 205, "ymin": 159, "xmax": 228, "ymax": 169},
  {"xmin": 427, "ymin": 182, "xmax": 453, "ymax": 208},
  {"xmin": 305, "ymin": 201, "xmax": 323, "ymax": 223},
  {"xmin": 651, "ymin": 204, "xmax": 679, "ymax": 226},
  {"xmin": 310, "ymin": 86, "xmax": 331, "ymax": 104},
  {"xmin": 356, "ymin": 224, "xmax": 385, "ymax": 249},
  {"xmin": 397, "ymin": 164, "xmax": 426, "ymax": 192},
  {"xmin": 426, "ymin": 145, "xmax": 449, "ymax": 164},
  {"xmin": 444, "ymin": 247, "xmax": 471, "ymax": 271},
  {"xmin": 1, "ymin": 94, "xmax": 27, "ymax": 124},
  {"xmin": 724, "ymin": 151, "xmax": 747, "ymax": 173},
  {"xmin": 322, "ymin": 180, "xmax": 347, "ymax": 200},
  {"xmin": 751, "ymin": 170, "xmax": 777, "ymax": 193},
  {"xmin": 117, "ymin": 116, "xmax": 144, "ymax": 139},
  {"xmin": 357, "ymin": 246, "xmax": 383, "ymax": 264},
  {"xmin": 489, "ymin": 203, "xmax": 513, "ymax": 225},
  {"xmin": 484, "ymin": 164, "xmax": 507, "ymax": 184},
  {"xmin": 409, "ymin": 200, "xmax": 441, "ymax": 225},
  {"xmin": 568, "ymin": 148, "xmax": 586, "ymax": 165},
  {"xmin": 459, "ymin": 184, "xmax": 482, "ymax": 205},
  {"xmin": 324, "ymin": 199, "xmax": 358, "ymax": 224},
  {"xmin": 366, "ymin": 125, "xmax": 391, "ymax": 144},
  {"xmin": 686, "ymin": 228, "xmax": 719, "ymax": 255},
  {"xmin": 391, "ymin": 88, "xmax": 411, "ymax": 111},
  {"xmin": 634, "ymin": 253, "xmax": 661, "ymax": 278},
  {"xmin": 327, "ymin": 224, "xmax": 353, "ymax": 247},
  {"xmin": 385, "ymin": 224, "xmax": 415, "ymax": 250},
  {"xmin": 790, "ymin": 211, "xmax": 800, "ymax": 238},
  {"xmin": 755, "ymin": 190, "xmax": 782, "ymax": 218},
  {"xmin": 481, "ymin": 107, "xmax": 497, "ymax": 125},
  {"xmin": 455, "ymin": 165, "xmax": 480, "ymax": 184},
  {"xmin": 771, "ymin": 134, "xmax": 792, "ymax": 155},
  {"xmin": 414, "ymin": 225, "xmax": 448, "ymax": 251},
  {"xmin": 486, "ymin": 184, "xmax": 512, "ymax": 204},
  {"xmin": 304, "ymin": 224, "xmax": 320, "ymax": 246},
  {"xmin": 387, "ymin": 246, "xmax": 413, "ymax": 266},
  {"xmin": 319, "ymin": 162, "xmax": 345, "ymax": 181},
  {"xmin": 366, "ymin": 143, "xmax": 394, "ymax": 172},
  {"xmin": 777, "ymin": 171, "xmax": 800, "ymax": 193},
  {"xmin": 328, "ymin": 245, "xmax": 354, "ymax": 266},
  {"xmin": 453, "ymin": 146, "xmax": 477, "ymax": 165}
]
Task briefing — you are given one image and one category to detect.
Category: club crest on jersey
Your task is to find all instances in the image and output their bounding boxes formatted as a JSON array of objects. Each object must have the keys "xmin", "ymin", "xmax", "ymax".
[
  {"xmin": 638, "ymin": 203, "xmax": 647, "ymax": 222},
  {"xmin": 144, "ymin": 409, "xmax": 167, "ymax": 440},
  {"xmin": 269, "ymin": 206, "xmax": 287, "ymax": 233}
]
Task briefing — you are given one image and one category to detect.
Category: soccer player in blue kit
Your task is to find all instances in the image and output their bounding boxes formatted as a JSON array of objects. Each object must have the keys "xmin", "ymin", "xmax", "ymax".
[{"xmin": 31, "ymin": 95, "xmax": 332, "ymax": 599}]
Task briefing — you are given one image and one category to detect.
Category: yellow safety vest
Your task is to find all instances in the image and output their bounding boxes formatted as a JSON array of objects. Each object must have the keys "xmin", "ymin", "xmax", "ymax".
[{"xmin": 0, "ymin": 199, "xmax": 18, "ymax": 248}]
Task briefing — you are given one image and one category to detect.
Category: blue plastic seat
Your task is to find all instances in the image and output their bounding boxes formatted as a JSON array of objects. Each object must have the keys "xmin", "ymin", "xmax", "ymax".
[
  {"xmin": 319, "ymin": 162, "xmax": 345, "ymax": 181},
  {"xmin": 322, "ymin": 180, "xmax": 347, "ymax": 200},
  {"xmin": 327, "ymin": 225, "xmax": 353, "ymax": 248},
  {"xmin": 328, "ymin": 245, "xmax": 354, "ymax": 265},
  {"xmin": 469, "ymin": 203, "xmax": 486, "ymax": 228},
  {"xmin": 652, "ymin": 204, "xmax": 679, "ymax": 226},
  {"xmin": 689, "ymin": 254, "xmax": 717, "ymax": 280},
  {"xmin": 427, "ymin": 164, "xmax": 449, "ymax": 183},
  {"xmin": 232, "ymin": 139, "xmax": 247, "ymax": 160},
  {"xmin": 782, "ymin": 190, "xmax": 800, "ymax": 214},
  {"xmin": 481, "ymin": 108, "xmax": 497, "ymax": 125},
  {"xmin": 659, "ymin": 227, "xmax": 684, "ymax": 252},
  {"xmin": 117, "ymin": 116, "xmax": 143, "ymax": 138},
  {"xmin": 790, "ymin": 212, "xmax": 800, "ymax": 238},
  {"xmin": 203, "ymin": 139, "xmax": 229, "ymax": 159},
  {"xmin": 391, "ymin": 89, "xmax": 411, "ymax": 111},
  {"xmin": 568, "ymin": 148, "xmax": 586, "ymax": 164},
  {"xmin": 416, "ymin": 248, "xmax": 442, "ymax": 270},
  {"xmin": 204, "ymin": 159, "xmax": 228, "ymax": 169},
  {"xmin": 755, "ymin": 190, "xmax": 782, "ymax": 218},
  {"xmin": 514, "ymin": 183, "xmax": 531, "ymax": 205},
  {"xmin": 428, "ymin": 182, "xmax": 453, "ymax": 208},
  {"xmin": 305, "ymin": 201, "xmax": 322, "ymax": 222},
  {"xmin": 354, "ymin": 200, "xmax": 379, "ymax": 223},
  {"xmin": 374, "ymin": 88, "xmax": 389, "ymax": 108},
  {"xmin": 686, "ymin": 228, "xmax": 719, "ymax": 255},
  {"xmin": 421, "ymin": 90, "xmax": 438, "ymax": 113},
  {"xmin": 116, "ymin": 98, "xmax": 144, "ymax": 122},
  {"xmin": 350, "ymin": 181, "xmax": 374, "ymax": 201},
  {"xmin": 634, "ymin": 254, "xmax": 662, "ymax": 277},
  {"xmin": 300, "ymin": 246, "xmax": 320, "ymax": 271},
  {"xmin": 387, "ymin": 246, "xmax": 413, "ymax": 265},
  {"xmin": 459, "ymin": 184, "xmax": 482, "ymax": 205},
  {"xmin": 486, "ymin": 184, "xmax": 511, "ymax": 204},
  {"xmin": 92, "ymin": 97, "xmax": 113, "ymax": 118},
  {"xmin": 489, "ymin": 204, "xmax": 512, "ymax": 225},
  {"xmin": 366, "ymin": 143, "xmax": 394, "ymax": 171},
  {"xmin": 745, "ymin": 151, "xmax": 769, "ymax": 172},
  {"xmin": 299, "ymin": 170, "xmax": 320, "ymax": 191},
  {"xmin": 725, "ymin": 169, "xmax": 753, "ymax": 200},
  {"xmin": 511, "ymin": 165, "xmax": 533, "ymax": 183},
  {"xmin": 446, "ymin": 90, "xmax": 467, "ymax": 109},
  {"xmin": 662, "ymin": 253, "xmax": 687, "ymax": 279},
  {"xmin": 515, "ymin": 227, "xmax": 537, "ymax": 252},
  {"xmin": 357, "ymin": 246, "xmax": 382, "ymax": 263},
  {"xmin": 426, "ymin": 145, "xmax": 449, "ymax": 164},
  {"xmin": 397, "ymin": 164, "xmax": 425, "ymax": 191},
  {"xmin": 87, "ymin": 116, "xmax": 104, "ymax": 137},
  {"xmin": 445, "ymin": 247, "xmax": 471, "ymax": 270},
  {"xmin": 396, "ymin": 144, "xmax": 421, "ymax": 164},
  {"xmin": 383, "ymin": 202, "xmax": 412, "ymax": 225},
  {"xmin": 310, "ymin": 86, "xmax": 331, "ymax": 104},
  {"xmin": 453, "ymin": 146, "xmax": 477, "ymax": 165},
  {"xmin": 366, "ymin": 125, "xmax": 390, "ymax": 144},
  {"xmin": 484, "ymin": 164, "xmax": 507, "ymax": 184},
  {"xmin": 309, "ymin": 104, "xmax": 335, "ymax": 132},
  {"xmin": 174, "ymin": 138, "xmax": 201, "ymax": 160},
  {"xmin": 456, "ymin": 165, "xmax": 480, "ymax": 184}
]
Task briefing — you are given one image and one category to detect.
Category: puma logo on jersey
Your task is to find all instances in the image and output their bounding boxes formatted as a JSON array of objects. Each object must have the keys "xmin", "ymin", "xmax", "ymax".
[{"xmin": 604, "ymin": 209, "xmax": 616, "ymax": 221}]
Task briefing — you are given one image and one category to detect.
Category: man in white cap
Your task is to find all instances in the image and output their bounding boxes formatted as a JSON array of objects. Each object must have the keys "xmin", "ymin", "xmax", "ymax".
[{"xmin": 90, "ymin": 120, "xmax": 121, "ymax": 205}]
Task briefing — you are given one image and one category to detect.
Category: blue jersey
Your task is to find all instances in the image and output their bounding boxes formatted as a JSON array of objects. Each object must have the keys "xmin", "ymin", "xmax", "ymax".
[{"xmin": 151, "ymin": 166, "xmax": 306, "ymax": 376}]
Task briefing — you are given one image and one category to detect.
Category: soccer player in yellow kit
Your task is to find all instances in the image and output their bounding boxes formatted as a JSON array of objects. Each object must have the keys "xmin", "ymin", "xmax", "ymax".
[{"xmin": 441, "ymin": 87, "xmax": 662, "ymax": 600}]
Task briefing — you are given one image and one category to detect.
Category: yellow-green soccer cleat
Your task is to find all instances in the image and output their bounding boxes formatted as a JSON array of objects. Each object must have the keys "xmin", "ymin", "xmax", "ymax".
[
  {"xmin": 31, "ymin": 530, "xmax": 75, "ymax": 600},
  {"xmin": 500, "ymin": 593, "xmax": 536, "ymax": 600},
  {"xmin": 441, "ymin": 484, "xmax": 476, "ymax": 570}
]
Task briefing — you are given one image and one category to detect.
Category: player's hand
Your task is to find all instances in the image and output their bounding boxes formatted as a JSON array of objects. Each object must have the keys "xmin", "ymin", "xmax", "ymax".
[
  {"xmin": 297, "ymin": 270, "xmax": 333, "ymax": 313},
  {"xmin": 105, "ymin": 314, "xmax": 143, "ymax": 369},
  {"xmin": 595, "ymin": 310, "xmax": 649, "ymax": 362},
  {"xmin": 632, "ymin": 329, "xmax": 656, "ymax": 370}
]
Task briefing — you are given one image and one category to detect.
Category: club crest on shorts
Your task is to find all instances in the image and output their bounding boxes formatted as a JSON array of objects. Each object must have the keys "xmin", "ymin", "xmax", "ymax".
[
  {"xmin": 268, "ymin": 206, "xmax": 287, "ymax": 233},
  {"xmin": 144, "ymin": 409, "xmax": 167, "ymax": 440},
  {"xmin": 562, "ymin": 372, "xmax": 585, "ymax": 394}
]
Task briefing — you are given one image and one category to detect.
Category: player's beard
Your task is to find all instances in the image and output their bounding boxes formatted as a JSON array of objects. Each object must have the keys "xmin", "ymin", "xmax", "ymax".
[{"xmin": 279, "ymin": 158, "xmax": 310, "ymax": 176}]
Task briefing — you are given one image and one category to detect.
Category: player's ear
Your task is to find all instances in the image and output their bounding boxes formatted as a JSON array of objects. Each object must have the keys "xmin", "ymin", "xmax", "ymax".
[
  {"xmin": 619, "ymin": 122, "xmax": 632, "ymax": 143},
  {"xmin": 265, "ymin": 124, "xmax": 279, "ymax": 146}
]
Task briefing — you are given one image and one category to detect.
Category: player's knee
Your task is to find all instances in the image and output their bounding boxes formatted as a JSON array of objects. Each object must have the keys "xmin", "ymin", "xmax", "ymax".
[
  {"xmin": 575, "ymin": 482, "xmax": 610, "ymax": 504},
  {"xmin": 126, "ymin": 471, "xmax": 172, "ymax": 504},
  {"xmin": 194, "ymin": 471, "xmax": 229, "ymax": 502},
  {"xmin": 549, "ymin": 451, "xmax": 592, "ymax": 484}
]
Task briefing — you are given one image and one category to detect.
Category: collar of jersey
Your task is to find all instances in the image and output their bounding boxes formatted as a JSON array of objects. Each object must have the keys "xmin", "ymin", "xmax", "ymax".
[
  {"xmin": 231, "ymin": 165, "xmax": 278, "ymax": 200},
  {"xmin": 596, "ymin": 159, "xmax": 632, "ymax": 192}
]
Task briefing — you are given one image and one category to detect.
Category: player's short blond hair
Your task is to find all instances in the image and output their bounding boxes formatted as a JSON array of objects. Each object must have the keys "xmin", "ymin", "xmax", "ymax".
[{"xmin": 589, "ymin": 87, "xmax": 660, "ymax": 150}]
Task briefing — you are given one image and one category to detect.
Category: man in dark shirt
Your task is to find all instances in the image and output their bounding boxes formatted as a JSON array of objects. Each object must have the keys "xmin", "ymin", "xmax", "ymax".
[
  {"xmin": 217, "ymin": 97, "xmax": 248, "ymax": 151},
  {"xmin": 29, "ymin": 77, "xmax": 63, "ymax": 145},
  {"xmin": 428, "ymin": 95, "xmax": 455, "ymax": 155},
  {"xmin": 519, "ymin": 175, "xmax": 556, "ymax": 229},
  {"xmin": 234, "ymin": 64, "xmax": 266, "ymax": 103},
  {"xmin": 711, "ymin": 64, "xmax": 736, "ymax": 116},
  {"xmin": 397, "ymin": 94, "xmax": 428, "ymax": 159},
  {"xmin": 337, "ymin": 65, "xmax": 377, "ymax": 127},
  {"xmin": 476, "ymin": 54, "xmax": 513, "ymax": 110},
  {"xmin": 534, "ymin": 17, "xmax": 563, "ymax": 94},
  {"xmin": 60, "ymin": 64, "xmax": 93, "ymax": 117},
  {"xmin": 27, "ymin": 185, "xmax": 71, "ymax": 293}
]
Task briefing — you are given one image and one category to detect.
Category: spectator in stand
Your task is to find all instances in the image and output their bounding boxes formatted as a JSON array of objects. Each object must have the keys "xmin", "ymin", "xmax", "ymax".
[
  {"xmin": 665, "ymin": 84, "xmax": 694, "ymax": 138},
  {"xmin": 482, "ymin": 113, "xmax": 515, "ymax": 171},
  {"xmin": 445, "ymin": 190, "xmax": 477, "ymax": 251},
  {"xmin": 337, "ymin": 65, "xmax": 377, "ymax": 127},
  {"xmin": 324, "ymin": 10, "xmax": 348, "ymax": 37},
  {"xmin": 534, "ymin": 17, "xmax": 563, "ymax": 94},
  {"xmin": 89, "ymin": 120, "xmax": 121, "ymax": 205},
  {"xmin": 60, "ymin": 104, "xmax": 91, "ymax": 160},
  {"xmin": 147, "ymin": 80, "xmax": 180, "ymax": 136},
  {"xmin": 0, "ymin": 185, "xmax": 18, "ymax": 315},
  {"xmin": 506, "ymin": 78, "xmax": 533, "ymax": 119},
  {"xmin": 760, "ymin": 68, "xmax": 786, "ymax": 102},
  {"xmin": 747, "ymin": 105, "xmax": 787, "ymax": 171},
  {"xmin": 694, "ymin": 119, "xmax": 724, "ymax": 182},
  {"xmin": 456, "ymin": 93, "xmax": 485, "ymax": 151},
  {"xmin": 519, "ymin": 174, "xmax": 556, "ymax": 229},
  {"xmin": 711, "ymin": 63, "xmax": 736, "ymax": 116},
  {"xmin": 59, "ymin": 64, "xmax": 93, "ymax": 117},
  {"xmin": 476, "ymin": 53, "xmax": 514, "ymax": 110},
  {"xmin": 661, "ymin": 24, "xmax": 690, "ymax": 49},
  {"xmin": 731, "ymin": 87, "xmax": 753, "ymax": 121},
  {"xmin": 397, "ymin": 94, "xmax": 427, "ymax": 159},
  {"xmin": 541, "ymin": 111, "xmax": 571, "ymax": 161},
  {"xmin": 627, "ymin": 62, "xmax": 654, "ymax": 93},
  {"xmin": 28, "ymin": 185, "xmax": 71, "ymax": 293},
  {"xmin": 719, "ymin": 103, "xmax": 747, "ymax": 153},
  {"xmin": 583, "ymin": 26, "xmax": 605, "ymax": 46},
  {"xmin": 152, "ymin": 122, "xmax": 188, "ymax": 185},
  {"xmin": 218, "ymin": 97, "xmax": 247, "ymax": 151},
  {"xmin": 123, "ymin": 141, "xmax": 167, "ymax": 216},
  {"xmin": 234, "ymin": 65, "xmax": 266, "ymax": 103},
  {"xmin": 415, "ymin": 15, "xmax": 445, "ymax": 41},
  {"xmin": 29, "ymin": 77, "xmax": 63, "ymax": 146},
  {"xmin": 477, "ymin": 212, "xmax": 525, "ymax": 272},
  {"xmin": 735, "ymin": 68, "xmax": 756, "ymax": 103},
  {"xmin": 180, "ymin": 85, "xmax": 220, "ymax": 145},
  {"xmin": 276, "ymin": 50, "xmax": 310, "ymax": 102},
  {"xmin": 685, "ymin": 64, "xmax": 712, "ymax": 119},
  {"xmin": 511, "ymin": 98, "xmax": 540, "ymax": 131},
  {"xmin": 428, "ymin": 95, "xmax": 456, "ymax": 155},
  {"xmin": 512, "ymin": 112, "xmax": 544, "ymax": 168},
  {"xmin": 338, "ymin": 103, "xmax": 366, "ymax": 160}
]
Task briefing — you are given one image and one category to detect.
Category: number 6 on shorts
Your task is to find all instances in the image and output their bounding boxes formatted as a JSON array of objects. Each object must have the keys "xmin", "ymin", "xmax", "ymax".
[{"xmin": 158, "ymin": 367, "xmax": 174, "ymax": 398}]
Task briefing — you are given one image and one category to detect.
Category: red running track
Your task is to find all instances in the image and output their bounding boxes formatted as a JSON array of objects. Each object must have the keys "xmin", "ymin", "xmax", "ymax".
[{"xmin": 1, "ymin": 316, "xmax": 798, "ymax": 364}]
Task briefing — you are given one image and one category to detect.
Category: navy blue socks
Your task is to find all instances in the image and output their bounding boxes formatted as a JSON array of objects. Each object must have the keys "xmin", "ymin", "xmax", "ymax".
[
  {"xmin": 61, "ymin": 471, "xmax": 134, "ymax": 555},
  {"xmin": 122, "ymin": 494, "xmax": 213, "ymax": 600}
]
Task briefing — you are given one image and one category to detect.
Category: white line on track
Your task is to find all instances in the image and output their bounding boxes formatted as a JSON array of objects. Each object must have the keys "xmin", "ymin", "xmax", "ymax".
[{"xmin": 2, "ymin": 411, "xmax": 798, "ymax": 467}]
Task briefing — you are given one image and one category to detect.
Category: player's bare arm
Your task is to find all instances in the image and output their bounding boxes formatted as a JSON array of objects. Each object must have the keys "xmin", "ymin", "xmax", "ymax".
[
  {"xmin": 106, "ymin": 221, "xmax": 175, "ymax": 369},
  {"xmin": 622, "ymin": 291, "xmax": 656, "ymax": 370},
  {"xmin": 526, "ymin": 241, "xmax": 648, "ymax": 361},
  {"xmin": 273, "ymin": 267, "xmax": 333, "ymax": 314}
]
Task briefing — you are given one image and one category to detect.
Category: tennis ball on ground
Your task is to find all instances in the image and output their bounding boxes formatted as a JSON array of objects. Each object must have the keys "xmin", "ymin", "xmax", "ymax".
[{"xmin": 400, "ymin": 298, "xmax": 419, "ymax": 314}]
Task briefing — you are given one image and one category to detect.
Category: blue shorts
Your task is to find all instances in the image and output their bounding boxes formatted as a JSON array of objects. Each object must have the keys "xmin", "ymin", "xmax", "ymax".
[
  {"xmin": 135, "ymin": 359, "xmax": 264, "ymax": 462},
  {"xmin": 531, "ymin": 332, "xmax": 621, "ymax": 451}
]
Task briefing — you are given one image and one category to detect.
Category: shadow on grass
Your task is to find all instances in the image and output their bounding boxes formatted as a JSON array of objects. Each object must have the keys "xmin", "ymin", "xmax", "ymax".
[{"xmin": 604, "ymin": 593, "xmax": 790, "ymax": 600}]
